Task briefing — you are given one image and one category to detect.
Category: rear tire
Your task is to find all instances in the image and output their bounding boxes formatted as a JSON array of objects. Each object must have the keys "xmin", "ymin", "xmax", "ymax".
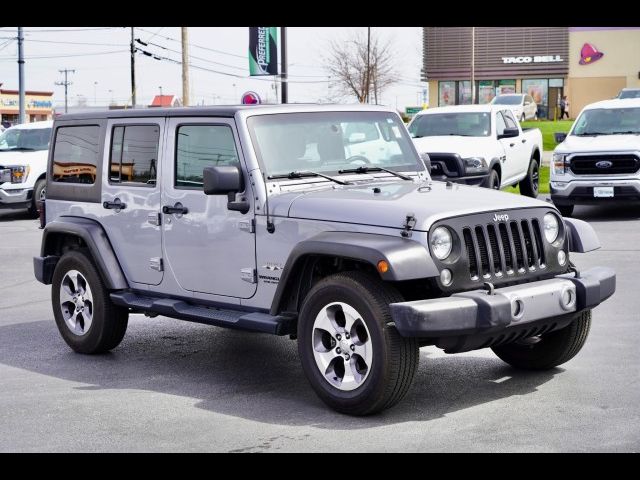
[
  {"xmin": 492, "ymin": 310, "xmax": 591, "ymax": 370},
  {"xmin": 297, "ymin": 271, "xmax": 419, "ymax": 415},
  {"xmin": 52, "ymin": 248, "xmax": 128, "ymax": 354},
  {"xmin": 519, "ymin": 159, "xmax": 539, "ymax": 198},
  {"xmin": 556, "ymin": 204, "xmax": 574, "ymax": 217}
]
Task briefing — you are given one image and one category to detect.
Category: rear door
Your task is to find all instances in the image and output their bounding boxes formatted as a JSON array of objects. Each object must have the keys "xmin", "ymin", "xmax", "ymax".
[
  {"xmin": 161, "ymin": 117, "xmax": 257, "ymax": 299},
  {"xmin": 100, "ymin": 119, "xmax": 164, "ymax": 285}
]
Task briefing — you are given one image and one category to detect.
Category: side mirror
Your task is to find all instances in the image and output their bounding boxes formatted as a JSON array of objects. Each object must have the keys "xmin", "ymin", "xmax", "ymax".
[
  {"xmin": 498, "ymin": 127, "xmax": 519, "ymax": 139},
  {"xmin": 554, "ymin": 132, "xmax": 567, "ymax": 143},
  {"xmin": 203, "ymin": 165, "xmax": 250, "ymax": 214},
  {"xmin": 420, "ymin": 152, "xmax": 432, "ymax": 174},
  {"xmin": 203, "ymin": 165, "xmax": 242, "ymax": 195}
]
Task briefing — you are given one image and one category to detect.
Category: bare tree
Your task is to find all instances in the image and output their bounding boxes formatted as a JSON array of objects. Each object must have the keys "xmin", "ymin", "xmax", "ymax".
[{"xmin": 324, "ymin": 30, "xmax": 398, "ymax": 104}]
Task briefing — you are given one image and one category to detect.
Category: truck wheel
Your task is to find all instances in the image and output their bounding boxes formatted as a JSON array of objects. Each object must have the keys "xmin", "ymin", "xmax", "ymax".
[
  {"xmin": 521, "ymin": 113, "xmax": 526, "ymax": 122},
  {"xmin": 519, "ymin": 159, "xmax": 539, "ymax": 198},
  {"xmin": 51, "ymin": 248, "xmax": 128, "ymax": 354},
  {"xmin": 557, "ymin": 204, "xmax": 574, "ymax": 217},
  {"xmin": 492, "ymin": 310, "xmax": 591, "ymax": 370},
  {"xmin": 28, "ymin": 178, "xmax": 46, "ymax": 218},
  {"xmin": 297, "ymin": 271, "xmax": 419, "ymax": 415},
  {"xmin": 487, "ymin": 169, "xmax": 500, "ymax": 190}
]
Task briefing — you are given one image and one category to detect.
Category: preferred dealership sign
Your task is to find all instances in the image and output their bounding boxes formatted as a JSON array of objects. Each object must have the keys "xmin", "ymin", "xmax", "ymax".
[
  {"xmin": 502, "ymin": 55, "xmax": 564, "ymax": 64},
  {"xmin": 249, "ymin": 27, "xmax": 278, "ymax": 76}
]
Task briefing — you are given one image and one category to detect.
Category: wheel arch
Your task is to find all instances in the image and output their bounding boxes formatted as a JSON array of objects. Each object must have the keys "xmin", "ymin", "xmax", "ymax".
[
  {"xmin": 37, "ymin": 217, "xmax": 128, "ymax": 289},
  {"xmin": 269, "ymin": 231, "xmax": 438, "ymax": 316}
]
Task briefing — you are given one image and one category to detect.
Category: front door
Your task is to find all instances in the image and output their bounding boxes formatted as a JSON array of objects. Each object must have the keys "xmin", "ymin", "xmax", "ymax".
[
  {"xmin": 100, "ymin": 118, "xmax": 164, "ymax": 285},
  {"xmin": 161, "ymin": 118, "xmax": 257, "ymax": 299}
]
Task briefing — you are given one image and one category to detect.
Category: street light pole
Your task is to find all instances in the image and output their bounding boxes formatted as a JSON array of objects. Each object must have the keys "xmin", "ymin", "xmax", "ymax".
[
  {"xmin": 366, "ymin": 27, "xmax": 371, "ymax": 104},
  {"xmin": 130, "ymin": 27, "xmax": 136, "ymax": 107},
  {"xmin": 471, "ymin": 27, "xmax": 476, "ymax": 104},
  {"xmin": 17, "ymin": 27, "xmax": 26, "ymax": 124},
  {"xmin": 280, "ymin": 27, "xmax": 288, "ymax": 104}
]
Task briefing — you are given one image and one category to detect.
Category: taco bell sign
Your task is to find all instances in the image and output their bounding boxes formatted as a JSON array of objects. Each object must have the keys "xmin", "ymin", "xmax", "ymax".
[{"xmin": 502, "ymin": 55, "xmax": 564, "ymax": 64}]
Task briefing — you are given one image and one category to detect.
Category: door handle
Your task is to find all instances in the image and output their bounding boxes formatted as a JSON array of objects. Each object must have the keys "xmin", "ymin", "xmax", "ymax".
[
  {"xmin": 521, "ymin": 138, "xmax": 527, "ymax": 143},
  {"xmin": 162, "ymin": 203, "xmax": 189, "ymax": 215},
  {"xmin": 103, "ymin": 198, "xmax": 126, "ymax": 211}
]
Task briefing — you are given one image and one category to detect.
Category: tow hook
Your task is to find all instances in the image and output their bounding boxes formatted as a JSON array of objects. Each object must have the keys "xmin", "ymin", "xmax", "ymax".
[{"xmin": 483, "ymin": 282, "xmax": 496, "ymax": 295}]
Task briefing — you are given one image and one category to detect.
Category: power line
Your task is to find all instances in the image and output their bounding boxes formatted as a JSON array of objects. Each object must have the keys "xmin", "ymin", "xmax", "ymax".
[
  {"xmin": 0, "ymin": 49, "xmax": 128, "ymax": 60},
  {"xmin": 20, "ymin": 39, "xmax": 128, "ymax": 47},
  {"xmin": 55, "ymin": 69, "xmax": 75, "ymax": 114},
  {"xmin": 7, "ymin": 27, "xmax": 121, "ymax": 33}
]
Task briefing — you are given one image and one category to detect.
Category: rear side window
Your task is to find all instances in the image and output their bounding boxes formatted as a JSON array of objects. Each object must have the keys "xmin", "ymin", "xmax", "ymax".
[
  {"xmin": 52, "ymin": 125, "xmax": 100, "ymax": 184},
  {"xmin": 109, "ymin": 125, "xmax": 160, "ymax": 186},
  {"xmin": 503, "ymin": 110, "xmax": 518, "ymax": 129},
  {"xmin": 175, "ymin": 124, "xmax": 239, "ymax": 188}
]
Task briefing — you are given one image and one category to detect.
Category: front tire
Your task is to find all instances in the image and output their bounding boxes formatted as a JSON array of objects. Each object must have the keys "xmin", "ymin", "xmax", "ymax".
[
  {"xmin": 52, "ymin": 249, "xmax": 128, "ymax": 354},
  {"xmin": 28, "ymin": 178, "xmax": 46, "ymax": 218},
  {"xmin": 487, "ymin": 169, "xmax": 500, "ymax": 190},
  {"xmin": 521, "ymin": 113, "xmax": 526, "ymax": 122},
  {"xmin": 297, "ymin": 271, "xmax": 419, "ymax": 415},
  {"xmin": 492, "ymin": 310, "xmax": 591, "ymax": 370},
  {"xmin": 519, "ymin": 159, "xmax": 539, "ymax": 198}
]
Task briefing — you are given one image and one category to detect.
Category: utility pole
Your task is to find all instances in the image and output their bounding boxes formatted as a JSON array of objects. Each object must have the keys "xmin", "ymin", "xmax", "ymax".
[
  {"xmin": 55, "ymin": 69, "xmax": 75, "ymax": 114},
  {"xmin": 366, "ymin": 27, "xmax": 371, "ymax": 104},
  {"xmin": 130, "ymin": 27, "xmax": 136, "ymax": 107},
  {"xmin": 17, "ymin": 27, "xmax": 25, "ymax": 124},
  {"xmin": 280, "ymin": 27, "xmax": 288, "ymax": 104},
  {"xmin": 181, "ymin": 27, "xmax": 190, "ymax": 106},
  {"xmin": 471, "ymin": 27, "xmax": 476, "ymax": 104}
]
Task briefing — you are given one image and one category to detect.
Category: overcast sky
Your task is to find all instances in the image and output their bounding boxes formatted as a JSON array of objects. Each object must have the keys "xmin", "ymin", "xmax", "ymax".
[{"xmin": 0, "ymin": 27, "xmax": 425, "ymax": 111}]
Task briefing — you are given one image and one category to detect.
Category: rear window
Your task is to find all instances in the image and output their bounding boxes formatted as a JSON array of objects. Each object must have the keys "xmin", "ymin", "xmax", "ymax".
[{"xmin": 51, "ymin": 125, "xmax": 100, "ymax": 184}]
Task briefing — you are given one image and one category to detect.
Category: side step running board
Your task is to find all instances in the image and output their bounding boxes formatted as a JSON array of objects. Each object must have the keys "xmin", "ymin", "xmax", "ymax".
[{"xmin": 110, "ymin": 291, "xmax": 295, "ymax": 336}]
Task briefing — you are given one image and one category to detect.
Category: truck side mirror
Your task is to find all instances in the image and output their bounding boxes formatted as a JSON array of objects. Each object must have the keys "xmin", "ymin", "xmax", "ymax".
[
  {"xmin": 554, "ymin": 132, "xmax": 567, "ymax": 143},
  {"xmin": 497, "ymin": 127, "xmax": 519, "ymax": 139},
  {"xmin": 203, "ymin": 165, "xmax": 250, "ymax": 214}
]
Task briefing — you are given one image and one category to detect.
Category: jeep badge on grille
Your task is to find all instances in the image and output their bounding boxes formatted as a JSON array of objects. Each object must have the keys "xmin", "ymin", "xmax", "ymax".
[{"xmin": 493, "ymin": 213, "xmax": 509, "ymax": 222}]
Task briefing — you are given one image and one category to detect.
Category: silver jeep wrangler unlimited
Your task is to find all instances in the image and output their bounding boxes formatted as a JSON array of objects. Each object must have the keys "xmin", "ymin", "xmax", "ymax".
[{"xmin": 34, "ymin": 105, "xmax": 615, "ymax": 415}]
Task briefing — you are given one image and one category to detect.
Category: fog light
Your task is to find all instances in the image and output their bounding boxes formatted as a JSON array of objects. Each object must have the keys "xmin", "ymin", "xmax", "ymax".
[
  {"xmin": 440, "ymin": 269, "xmax": 452, "ymax": 286},
  {"xmin": 558, "ymin": 250, "xmax": 567, "ymax": 266},
  {"xmin": 561, "ymin": 288, "xmax": 575, "ymax": 309},
  {"xmin": 511, "ymin": 299, "xmax": 524, "ymax": 319}
]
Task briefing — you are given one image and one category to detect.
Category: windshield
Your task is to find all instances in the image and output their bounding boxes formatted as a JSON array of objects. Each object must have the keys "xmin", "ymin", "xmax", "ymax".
[
  {"xmin": 571, "ymin": 107, "xmax": 640, "ymax": 135},
  {"xmin": 0, "ymin": 127, "xmax": 52, "ymax": 151},
  {"xmin": 408, "ymin": 112, "xmax": 491, "ymax": 137},
  {"xmin": 247, "ymin": 112, "xmax": 423, "ymax": 177},
  {"xmin": 492, "ymin": 96, "xmax": 523, "ymax": 105},
  {"xmin": 618, "ymin": 90, "xmax": 640, "ymax": 99}
]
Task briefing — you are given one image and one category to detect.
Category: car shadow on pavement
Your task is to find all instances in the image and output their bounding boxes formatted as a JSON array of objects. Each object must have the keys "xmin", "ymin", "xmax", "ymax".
[
  {"xmin": 0, "ymin": 210, "xmax": 34, "ymax": 222},
  {"xmin": 573, "ymin": 203, "xmax": 640, "ymax": 222},
  {"xmin": 0, "ymin": 317, "xmax": 561, "ymax": 428}
]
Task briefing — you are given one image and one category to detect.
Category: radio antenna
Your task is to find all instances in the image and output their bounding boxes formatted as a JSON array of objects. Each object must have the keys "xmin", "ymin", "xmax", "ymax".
[{"xmin": 262, "ymin": 171, "xmax": 275, "ymax": 233}]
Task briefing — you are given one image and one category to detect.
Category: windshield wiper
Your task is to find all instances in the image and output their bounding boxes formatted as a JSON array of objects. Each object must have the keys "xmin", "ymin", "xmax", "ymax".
[
  {"xmin": 575, "ymin": 132, "xmax": 610, "ymax": 136},
  {"xmin": 611, "ymin": 131, "xmax": 640, "ymax": 135},
  {"xmin": 267, "ymin": 170, "xmax": 350, "ymax": 185},
  {"xmin": 0, "ymin": 147, "xmax": 35, "ymax": 151},
  {"xmin": 337, "ymin": 166, "xmax": 413, "ymax": 181}
]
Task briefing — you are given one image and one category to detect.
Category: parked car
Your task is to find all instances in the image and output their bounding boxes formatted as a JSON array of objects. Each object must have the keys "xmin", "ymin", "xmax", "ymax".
[
  {"xmin": 551, "ymin": 98, "xmax": 640, "ymax": 217},
  {"xmin": 408, "ymin": 105, "xmax": 543, "ymax": 197},
  {"xmin": 491, "ymin": 93, "xmax": 538, "ymax": 122},
  {"xmin": 617, "ymin": 87, "xmax": 640, "ymax": 99},
  {"xmin": 34, "ymin": 105, "xmax": 615, "ymax": 415},
  {"xmin": 0, "ymin": 120, "xmax": 52, "ymax": 216}
]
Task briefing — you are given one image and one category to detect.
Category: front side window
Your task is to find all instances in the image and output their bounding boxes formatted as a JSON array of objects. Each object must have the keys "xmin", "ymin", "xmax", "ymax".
[
  {"xmin": 248, "ymin": 112, "xmax": 422, "ymax": 177},
  {"xmin": 0, "ymin": 127, "xmax": 51, "ymax": 151},
  {"xmin": 109, "ymin": 125, "xmax": 159, "ymax": 185},
  {"xmin": 175, "ymin": 124, "xmax": 239, "ymax": 188},
  {"xmin": 51, "ymin": 125, "xmax": 100, "ymax": 184},
  {"xmin": 502, "ymin": 110, "xmax": 518, "ymax": 129},
  {"xmin": 572, "ymin": 107, "xmax": 640, "ymax": 136},
  {"xmin": 409, "ymin": 112, "xmax": 491, "ymax": 137},
  {"xmin": 495, "ymin": 112, "xmax": 507, "ymax": 137}
]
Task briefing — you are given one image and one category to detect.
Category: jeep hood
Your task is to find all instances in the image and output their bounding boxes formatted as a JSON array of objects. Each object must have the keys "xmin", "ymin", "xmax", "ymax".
[
  {"xmin": 270, "ymin": 180, "xmax": 548, "ymax": 232},
  {"xmin": 557, "ymin": 134, "xmax": 640, "ymax": 154}
]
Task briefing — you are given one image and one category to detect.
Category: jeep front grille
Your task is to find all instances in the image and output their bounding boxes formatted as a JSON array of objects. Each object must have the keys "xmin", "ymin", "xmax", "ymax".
[{"xmin": 462, "ymin": 219, "xmax": 545, "ymax": 280}]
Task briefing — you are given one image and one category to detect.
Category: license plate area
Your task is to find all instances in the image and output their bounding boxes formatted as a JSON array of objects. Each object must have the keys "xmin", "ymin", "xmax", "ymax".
[{"xmin": 594, "ymin": 187, "xmax": 614, "ymax": 198}]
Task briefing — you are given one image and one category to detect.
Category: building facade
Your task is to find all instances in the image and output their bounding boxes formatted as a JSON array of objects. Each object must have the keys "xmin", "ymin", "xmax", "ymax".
[
  {"xmin": 422, "ymin": 27, "xmax": 640, "ymax": 119},
  {"xmin": 0, "ymin": 88, "xmax": 54, "ymax": 125}
]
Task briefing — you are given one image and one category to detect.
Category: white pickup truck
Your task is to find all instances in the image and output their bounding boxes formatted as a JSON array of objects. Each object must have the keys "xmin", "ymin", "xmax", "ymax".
[
  {"xmin": 550, "ymin": 98, "xmax": 640, "ymax": 217},
  {"xmin": 408, "ymin": 105, "xmax": 543, "ymax": 197},
  {"xmin": 0, "ymin": 120, "xmax": 51, "ymax": 216}
]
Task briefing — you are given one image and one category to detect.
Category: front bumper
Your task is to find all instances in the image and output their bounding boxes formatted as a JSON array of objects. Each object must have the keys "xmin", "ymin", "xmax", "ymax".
[
  {"xmin": 430, "ymin": 172, "xmax": 489, "ymax": 187},
  {"xmin": 0, "ymin": 185, "xmax": 31, "ymax": 208},
  {"xmin": 550, "ymin": 178, "xmax": 640, "ymax": 205},
  {"xmin": 390, "ymin": 266, "xmax": 615, "ymax": 337}
]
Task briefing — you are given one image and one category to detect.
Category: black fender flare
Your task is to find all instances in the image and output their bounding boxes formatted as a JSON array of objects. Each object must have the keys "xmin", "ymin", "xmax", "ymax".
[
  {"xmin": 36, "ymin": 216, "xmax": 128, "ymax": 289},
  {"xmin": 269, "ymin": 231, "xmax": 438, "ymax": 315},
  {"xmin": 563, "ymin": 217, "xmax": 600, "ymax": 253}
]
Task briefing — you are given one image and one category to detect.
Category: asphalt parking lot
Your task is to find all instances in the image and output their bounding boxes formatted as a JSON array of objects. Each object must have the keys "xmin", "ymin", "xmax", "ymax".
[{"xmin": 0, "ymin": 201, "xmax": 638, "ymax": 452}]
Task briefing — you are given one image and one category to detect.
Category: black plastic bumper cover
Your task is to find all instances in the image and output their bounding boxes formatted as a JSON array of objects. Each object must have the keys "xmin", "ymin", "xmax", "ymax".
[
  {"xmin": 33, "ymin": 255, "xmax": 60, "ymax": 285},
  {"xmin": 390, "ymin": 266, "xmax": 615, "ymax": 337}
]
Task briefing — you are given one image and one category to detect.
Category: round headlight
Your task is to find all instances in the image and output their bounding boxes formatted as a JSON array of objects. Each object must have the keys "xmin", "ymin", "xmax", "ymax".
[
  {"xmin": 431, "ymin": 226, "xmax": 452, "ymax": 260},
  {"xmin": 543, "ymin": 213, "xmax": 559, "ymax": 243}
]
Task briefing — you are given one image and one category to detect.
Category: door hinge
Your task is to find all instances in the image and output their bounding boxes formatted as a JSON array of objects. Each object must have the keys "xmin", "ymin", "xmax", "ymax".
[
  {"xmin": 238, "ymin": 218, "xmax": 255, "ymax": 233},
  {"xmin": 150, "ymin": 257, "xmax": 163, "ymax": 272},
  {"xmin": 401, "ymin": 213, "xmax": 417, "ymax": 238},
  {"xmin": 241, "ymin": 268, "xmax": 257, "ymax": 284},
  {"xmin": 147, "ymin": 212, "xmax": 161, "ymax": 226}
]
